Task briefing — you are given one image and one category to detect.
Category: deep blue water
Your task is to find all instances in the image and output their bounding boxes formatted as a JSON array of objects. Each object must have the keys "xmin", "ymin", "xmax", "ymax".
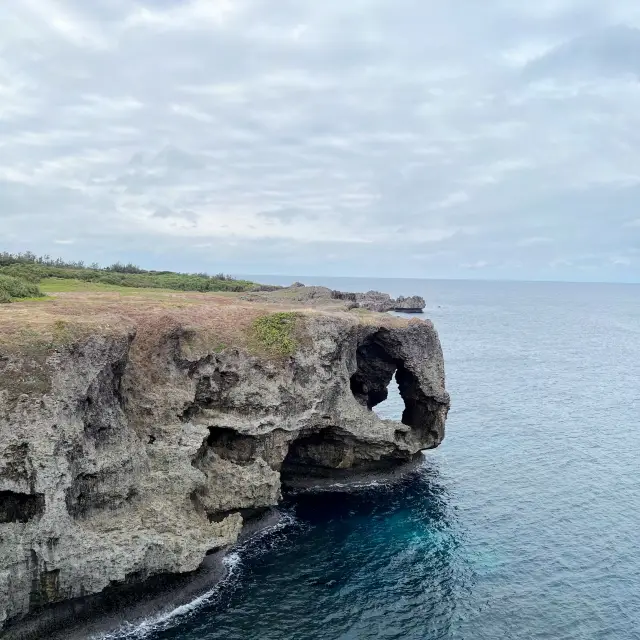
[{"xmin": 109, "ymin": 279, "xmax": 640, "ymax": 640}]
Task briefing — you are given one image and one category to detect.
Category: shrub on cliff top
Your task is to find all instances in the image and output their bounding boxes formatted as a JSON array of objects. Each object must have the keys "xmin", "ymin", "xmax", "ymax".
[
  {"xmin": 0, "ymin": 274, "xmax": 43, "ymax": 303},
  {"xmin": 0, "ymin": 263, "xmax": 256, "ymax": 293},
  {"xmin": 0, "ymin": 252, "xmax": 256, "ymax": 293},
  {"xmin": 251, "ymin": 312, "xmax": 299, "ymax": 356}
]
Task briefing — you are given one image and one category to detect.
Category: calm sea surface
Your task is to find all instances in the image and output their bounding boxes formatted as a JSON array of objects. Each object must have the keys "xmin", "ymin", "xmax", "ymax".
[{"xmin": 106, "ymin": 278, "xmax": 640, "ymax": 640}]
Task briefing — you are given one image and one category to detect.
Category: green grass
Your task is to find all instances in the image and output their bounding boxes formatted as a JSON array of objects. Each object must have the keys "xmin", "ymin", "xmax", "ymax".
[
  {"xmin": 251, "ymin": 312, "xmax": 299, "ymax": 356},
  {"xmin": 0, "ymin": 274, "xmax": 44, "ymax": 303},
  {"xmin": 38, "ymin": 278, "xmax": 147, "ymax": 294},
  {"xmin": 0, "ymin": 262, "xmax": 258, "ymax": 294}
]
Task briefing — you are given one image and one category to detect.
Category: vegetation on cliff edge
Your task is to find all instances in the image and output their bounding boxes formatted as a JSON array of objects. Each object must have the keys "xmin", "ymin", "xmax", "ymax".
[
  {"xmin": 251, "ymin": 312, "xmax": 299, "ymax": 356},
  {"xmin": 0, "ymin": 251, "xmax": 256, "ymax": 293},
  {"xmin": 0, "ymin": 274, "xmax": 44, "ymax": 303}
]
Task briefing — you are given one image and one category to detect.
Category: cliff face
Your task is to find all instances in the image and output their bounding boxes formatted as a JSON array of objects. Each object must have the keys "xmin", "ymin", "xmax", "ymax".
[{"xmin": 0, "ymin": 306, "xmax": 449, "ymax": 630}]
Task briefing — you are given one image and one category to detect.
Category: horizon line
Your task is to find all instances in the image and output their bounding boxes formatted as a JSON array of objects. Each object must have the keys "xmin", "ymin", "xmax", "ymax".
[{"xmin": 239, "ymin": 273, "xmax": 640, "ymax": 286}]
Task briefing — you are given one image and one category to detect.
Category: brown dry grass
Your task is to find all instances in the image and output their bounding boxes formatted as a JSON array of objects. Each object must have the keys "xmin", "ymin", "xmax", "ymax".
[
  {"xmin": 1, "ymin": 290, "xmax": 250, "ymax": 348},
  {"xmin": 0, "ymin": 290, "xmax": 279, "ymax": 406},
  {"xmin": 0, "ymin": 289, "xmax": 419, "ymax": 407},
  {"xmin": 0, "ymin": 288, "xmax": 414, "ymax": 352}
]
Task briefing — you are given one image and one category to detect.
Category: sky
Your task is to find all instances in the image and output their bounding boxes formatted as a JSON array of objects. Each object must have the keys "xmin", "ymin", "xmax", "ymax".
[{"xmin": 2, "ymin": 1, "xmax": 640, "ymax": 282}]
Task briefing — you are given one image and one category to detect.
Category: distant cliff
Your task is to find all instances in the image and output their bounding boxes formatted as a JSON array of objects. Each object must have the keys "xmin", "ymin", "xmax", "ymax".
[
  {"xmin": 0, "ymin": 292, "xmax": 448, "ymax": 636},
  {"xmin": 242, "ymin": 283, "xmax": 427, "ymax": 313}
]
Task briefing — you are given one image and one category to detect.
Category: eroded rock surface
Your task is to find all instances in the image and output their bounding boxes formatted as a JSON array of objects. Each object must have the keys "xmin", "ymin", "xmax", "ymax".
[
  {"xmin": 0, "ymin": 310, "xmax": 448, "ymax": 632},
  {"xmin": 355, "ymin": 292, "xmax": 426, "ymax": 313},
  {"xmin": 394, "ymin": 295, "xmax": 426, "ymax": 313},
  {"xmin": 241, "ymin": 285, "xmax": 426, "ymax": 313}
]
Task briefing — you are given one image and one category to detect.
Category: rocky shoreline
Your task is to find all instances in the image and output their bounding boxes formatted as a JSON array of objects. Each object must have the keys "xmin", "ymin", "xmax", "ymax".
[
  {"xmin": 7, "ymin": 509, "xmax": 283, "ymax": 640},
  {"xmin": 0, "ymin": 289, "xmax": 448, "ymax": 638},
  {"xmin": 243, "ymin": 282, "xmax": 427, "ymax": 313},
  {"xmin": 4, "ymin": 550, "xmax": 231, "ymax": 640},
  {"xmin": 5, "ymin": 457, "xmax": 425, "ymax": 640}
]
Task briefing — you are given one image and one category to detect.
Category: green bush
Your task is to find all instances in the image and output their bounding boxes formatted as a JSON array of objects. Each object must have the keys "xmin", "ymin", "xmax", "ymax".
[
  {"xmin": 0, "ymin": 254, "xmax": 257, "ymax": 294},
  {"xmin": 0, "ymin": 274, "xmax": 43, "ymax": 302},
  {"xmin": 251, "ymin": 312, "xmax": 299, "ymax": 356},
  {"xmin": 104, "ymin": 262, "xmax": 146, "ymax": 274},
  {"xmin": 0, "ymin": 264, "xmax": 44, "ymax": 282}
]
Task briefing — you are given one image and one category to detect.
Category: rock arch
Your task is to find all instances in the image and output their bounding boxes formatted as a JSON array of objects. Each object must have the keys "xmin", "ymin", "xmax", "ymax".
[
  {"xmin": 350, "ymin": 329, "xmax": 443, "ymax": 437},
  {"xmin": 282, "ymin": 325, "xmax": 449, "ymax": 481}
]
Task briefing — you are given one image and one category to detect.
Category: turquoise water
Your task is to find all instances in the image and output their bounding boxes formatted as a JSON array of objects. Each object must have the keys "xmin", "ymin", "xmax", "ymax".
[{"xmin": 109, "ymin": 279, "xmax": 640, "ymax": 640}]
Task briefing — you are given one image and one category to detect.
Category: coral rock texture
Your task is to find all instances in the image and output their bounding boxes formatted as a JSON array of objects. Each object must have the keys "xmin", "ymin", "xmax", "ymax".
[{"xmin": 0, "ymin": 305, "xmax": 448, "ymax": 630}]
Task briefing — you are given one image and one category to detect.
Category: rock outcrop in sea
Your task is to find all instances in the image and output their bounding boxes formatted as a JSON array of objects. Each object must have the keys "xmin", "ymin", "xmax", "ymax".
[
  {"xmin": 241, "ymin": 284, "xmax": 427, "ymax": 313},
  {"xmin": 0, "ymin": 298, "xmax": 448, "ymax": 636},
  {"xmin": 393, "ymin": 295, "xmax": 427, "ymax": 313},
  {"xmin": 353, "ymin": 291, "xmax": 426, "ymax": 313}
]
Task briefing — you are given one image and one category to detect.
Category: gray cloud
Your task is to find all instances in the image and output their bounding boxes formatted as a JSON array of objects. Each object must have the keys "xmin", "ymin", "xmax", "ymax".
[
  {"xmin": 1, "ymin": 0, "xmax": 640, "ymax": 281},
  {"xmin": 151, "ymin": 205, "xmax": 198, "ymax": 226},
  {"xmin": 524, "ymin": 25, "xmax": 640, "ymax": 79}
]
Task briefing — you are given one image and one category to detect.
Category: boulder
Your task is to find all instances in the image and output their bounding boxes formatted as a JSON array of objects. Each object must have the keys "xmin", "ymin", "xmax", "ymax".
[{"xmin": 394, "ymin": 295, "xmax": 426, "ymax": 313}]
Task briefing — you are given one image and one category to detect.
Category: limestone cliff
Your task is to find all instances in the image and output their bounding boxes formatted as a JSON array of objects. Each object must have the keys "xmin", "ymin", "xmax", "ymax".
[{"xmin": 0, "ymin": 296, "xmax": 449, "ymax": 633}]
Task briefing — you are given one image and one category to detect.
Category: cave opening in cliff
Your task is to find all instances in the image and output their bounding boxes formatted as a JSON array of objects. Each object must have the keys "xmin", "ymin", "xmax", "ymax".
[
  {"xmin": 348, "ymin": 331, "xmax": 438, "ymax": 436},
  {"xmin": 0, "ymin": 491, "xmax": 45, "ymax": 523},
  {"xmin": 349, "ymin": 334, "xmax": 406, "ymax": 422},
  {"xmin": 282, "ymin": 427, "xmax": 355, "ymax": 479}
]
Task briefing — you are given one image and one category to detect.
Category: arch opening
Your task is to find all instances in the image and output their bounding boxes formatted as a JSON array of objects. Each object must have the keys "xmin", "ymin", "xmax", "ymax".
[
  {"xmin": 349, "ymin": 331, "xmax": 440, "ymax": 437},
  {"xmin": 371, "ymin": 376, "xmax": 403, "ymax": 421},
  {"xmin": 349, "ymin": 333, "xmax": 413, "ymax": 424}
]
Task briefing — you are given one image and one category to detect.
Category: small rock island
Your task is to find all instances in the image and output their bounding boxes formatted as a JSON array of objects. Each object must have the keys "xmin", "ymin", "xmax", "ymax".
[{"xmin": 0, "ymin": 279, "xmax": 448, "ymax": 637}]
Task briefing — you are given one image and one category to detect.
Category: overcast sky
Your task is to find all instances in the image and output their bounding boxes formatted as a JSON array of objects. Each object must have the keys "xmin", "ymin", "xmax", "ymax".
[{"xmin": 2, "ymin": 1, "xmax": 640, "ymax": 281}]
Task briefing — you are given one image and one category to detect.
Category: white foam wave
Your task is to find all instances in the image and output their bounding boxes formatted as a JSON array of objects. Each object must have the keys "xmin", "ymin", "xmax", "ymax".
[
  {"xmin": 92, "ymin": 555, "xmax": 241, "ymax": 640},
  {"xmin": 92, "ymin": 514, "xmax": 295, "ymax": 640},
  {"xmin": 286, "ymin": 457, "xmax": 431, "ymax": 495},
  {"xmin": 235, "ymin": 510, "xmax": 301, "ymax": 558},
  {"xmin": 286, "ymin": 477, "xmax": 396, "ymax": 495}
]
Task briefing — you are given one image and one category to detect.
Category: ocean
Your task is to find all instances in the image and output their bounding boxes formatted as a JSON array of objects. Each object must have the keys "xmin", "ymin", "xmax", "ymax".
[{"xmin": 103, "ymin": 278, "xmax": 640, "ymax": 640}]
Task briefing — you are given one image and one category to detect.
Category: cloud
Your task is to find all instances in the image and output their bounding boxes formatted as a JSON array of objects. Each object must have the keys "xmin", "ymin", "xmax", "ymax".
[
  {"xmin": 123, "ymin": 0, "xmax": 239, "ymax": 31},
  {"xmin": 170, "ymin": 103, "xmax": 214, "ymax": 123},
  {"xmin": 151, "ymin": 205, "xmax": 198, "ymax": 225},
  {"xmin": 523, "ymin": 25, "xmax": 640, "ymax": 79},
  {"xmin": 1, "ymin": 0, "xmax": 640, "ymax": 281},
  {"xmin": 610, "ymin": 256, "xmax": 632, "ymax": 266},
  {"xmin": 12, "ymin": 0, "xmax": 112, "ymax": 50},
  {"xmin": 517, "ymin": 236, "xmax": 553, "ymax": 247},
  {"xmin": 461, "ymin": 260, "xmax": 489, "ymax": 270}
]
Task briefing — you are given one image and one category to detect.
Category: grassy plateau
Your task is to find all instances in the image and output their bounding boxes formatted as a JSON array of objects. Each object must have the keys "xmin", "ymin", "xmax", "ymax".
[{"xmin": 0, "ymin": 252, "xmax": 258, "ymax": 303}]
